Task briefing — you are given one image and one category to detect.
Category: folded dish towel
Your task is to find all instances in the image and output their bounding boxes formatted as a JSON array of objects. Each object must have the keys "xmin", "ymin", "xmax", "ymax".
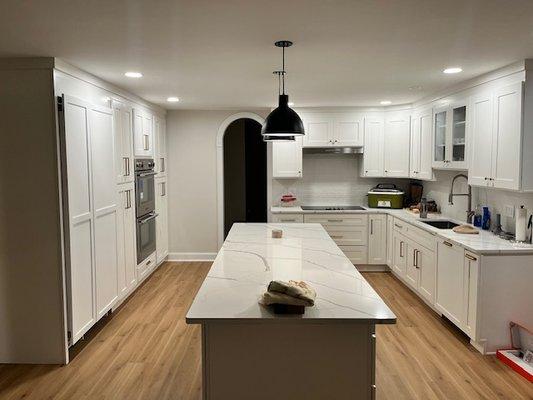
[
  {"xmin": 261, "ymin": 280, "xmax": 316, "ymax": 307},
  {"xmin": 452, "ymin": 224, "xmax": 480, "ymax": 234}
]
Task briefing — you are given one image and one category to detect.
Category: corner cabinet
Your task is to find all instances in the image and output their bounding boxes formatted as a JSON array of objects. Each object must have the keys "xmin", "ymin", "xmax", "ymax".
[
  {"xmin": 133, "ymin": 108, "xmax": 154, "ymax": 157},
  {"xmin": 432, "ymin": 101, "xmax": 468, "ymax": 170},
  {"xmin": 469, "ymin": 82, "xmax": 523, "ymax": 190},
  {"xmin": 272, "ymin": 136, "xmax": 303, "ymax": 178},
  {"xmin": 409, "ymin": 107, "xmax": 434, "ymax": 180},
  {"xmin": 301, "ymin": 112, "xmax": 363, "ymax": 147}
]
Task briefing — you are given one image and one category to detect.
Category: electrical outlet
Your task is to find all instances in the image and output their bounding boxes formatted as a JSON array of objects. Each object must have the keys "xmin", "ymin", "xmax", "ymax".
[{"xmin": 504, "ymin": 205, "xmax": 515, "ymax": 219}]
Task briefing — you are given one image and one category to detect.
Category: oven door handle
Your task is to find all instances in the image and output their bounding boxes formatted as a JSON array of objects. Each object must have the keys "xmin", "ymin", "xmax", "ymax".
[
  {"xmin": 138, "ymin": 213, "xmax": 158, "ymax": 224},
  {"xmin": 137, "ymin": 171, "xmax": 157, "ymax": 177}
]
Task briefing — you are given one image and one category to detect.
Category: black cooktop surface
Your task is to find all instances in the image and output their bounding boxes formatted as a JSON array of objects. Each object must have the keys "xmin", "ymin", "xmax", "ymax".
[{"xmin": 300, "ymin": 206, "xmax": 366, "ymax": 211}]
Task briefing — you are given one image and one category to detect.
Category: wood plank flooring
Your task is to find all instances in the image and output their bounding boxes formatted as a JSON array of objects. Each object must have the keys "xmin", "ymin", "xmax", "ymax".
[{"xmin": 0, "ymin": 262, "xmax": 531, "ymax": 400}]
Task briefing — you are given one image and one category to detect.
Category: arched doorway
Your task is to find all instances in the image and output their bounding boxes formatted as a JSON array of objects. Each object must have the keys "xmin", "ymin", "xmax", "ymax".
[{"xmin": 222, "ymin": 118, "xmax": 266, "ymax": 238}]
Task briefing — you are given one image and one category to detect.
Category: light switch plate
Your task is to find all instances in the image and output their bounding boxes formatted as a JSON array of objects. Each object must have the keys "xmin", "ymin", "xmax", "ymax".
[{"xmin": 504, "ymin": 205, "xmax": 515, "ymax": 218}]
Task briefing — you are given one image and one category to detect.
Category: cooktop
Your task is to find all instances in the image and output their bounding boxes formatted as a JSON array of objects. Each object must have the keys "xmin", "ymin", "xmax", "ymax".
[{"xmin": 300, "ymin": 206, "xmax": 366, "ymax": 211}]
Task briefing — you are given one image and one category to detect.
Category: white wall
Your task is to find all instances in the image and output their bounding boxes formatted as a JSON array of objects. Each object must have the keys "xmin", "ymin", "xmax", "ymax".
[{"xmin": 166, "ymin": 109, "xmax": 268, "ymax": 255}]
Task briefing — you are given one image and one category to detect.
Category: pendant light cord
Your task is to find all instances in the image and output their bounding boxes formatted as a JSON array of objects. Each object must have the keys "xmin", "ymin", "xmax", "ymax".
[{"xmin": 282, "ymin": 46, "xmax": 285, "ymax": 95}]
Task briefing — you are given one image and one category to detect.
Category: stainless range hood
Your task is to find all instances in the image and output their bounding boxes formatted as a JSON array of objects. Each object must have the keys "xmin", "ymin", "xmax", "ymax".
[{"xmin": 303, "ymin": 147, "xmax": 363, "ymax": 155}]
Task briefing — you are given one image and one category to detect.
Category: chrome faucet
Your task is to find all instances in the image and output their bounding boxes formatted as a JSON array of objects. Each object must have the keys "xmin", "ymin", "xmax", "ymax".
[{"xmin": 449, "ymin": 173, "xmax": 473, "ymax": 222}]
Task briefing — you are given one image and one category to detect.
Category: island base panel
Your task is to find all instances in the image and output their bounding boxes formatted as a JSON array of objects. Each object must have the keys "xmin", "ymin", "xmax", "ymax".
[{"xmin": 201, "ymin": 322, "xmax": 376, "ymax": 400}]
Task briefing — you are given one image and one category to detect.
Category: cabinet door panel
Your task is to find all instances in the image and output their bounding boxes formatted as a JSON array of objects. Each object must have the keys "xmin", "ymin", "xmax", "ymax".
[
  {"xmin": 436, "ymin": 240, "xmax": 464, "ymax": 326},
  {"xmin": 303, "ymin": 116, "xmax": 331, "ymax": 147},
  {"xmin": 334, "ymin": 117, "xmax": 362, "ymax": 146},
  {"xmin": 384, "ymin": 113, "xmax": 410, "ymax": 177},
  {"xmin": 418, "ymin": 110, "xmax": 434, "ymax": 180},
  {"xmin": 368, "ymin": 215, "xmax": 386, "ymax": 264},
  {"xmin": 362, "ymin": 117, "xmax": 384, "ymax": 177},
  {"xmin": 417, "ymin": 246, "xmax": 436, "ymax": 305},
  {"xmin": 386, "ymin": 215, "xmax": 393, "ymax": 267},
  {"xmin": 94, "ymin": 212, "xmax": 118, "ymax": 318},
  {"xmin": 409, "ymin": 114, "xmax": 421, "ymax": 178},
  {"xmin": 405, "ymin": 242, "xmax": 418, "ymax": 289},
  {"xmin": 463, "ymin": 252, "xmax": 479, "ymax": 338},
  {"xmin": 392, "ymin": 233, "xmax": 407, "ymax": 277},
  {"xmin": 469, "ymin": 93, "xmax": 493, "ymax": 187},
  {"xmin": 124, "ymin": 190, "xmax": 137, "ymax": 289},
  {"xmin": 491, "ymin": 82, "xmax": 522, "ymax": 190},
  {"xmin": 272, "ymin": 137, "xmax": 302, "ymax": 178}
]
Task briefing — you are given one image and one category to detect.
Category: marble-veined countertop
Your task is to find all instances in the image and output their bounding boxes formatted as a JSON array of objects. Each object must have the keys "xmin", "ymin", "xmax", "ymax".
[
  {"xmin": 186, "ymin": 223, "xmax": 396, "ymax": 324},
  {"xmin": 271, "ymin": 206, "xmax": 533, "ymax": 255}
]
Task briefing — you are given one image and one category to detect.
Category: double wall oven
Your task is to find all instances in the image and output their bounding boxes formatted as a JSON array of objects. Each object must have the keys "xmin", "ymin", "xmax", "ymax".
[{"xmin": 135, "ymin": 158, "xmax": 158, "ymax": 263}]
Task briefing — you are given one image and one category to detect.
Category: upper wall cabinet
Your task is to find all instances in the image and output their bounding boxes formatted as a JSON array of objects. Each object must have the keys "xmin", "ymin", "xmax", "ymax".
[
  {"xmin": 113, "ymin": 101, "xmax": 134, "ymax": 184},
  {"xmin": 154, "ymin": 115, "xmax": 167, "ymax": 176},
  {"xmin": 133, "ymin": 108, "xmax": 153, "ymax": 157},
  {"xmin": 410, "ymin": 107, "xmax": 434, "ymax": 180},
  {"xmin": 469, "ymin": 82, "xmax": 524, "ymax": 190},
  {"xmin": 301, "ymin": 112, "xmax": 363, "ymax": 147},
  {"xmin": 362, "ymin": 116, "xmax": 384, "ymax": 177},
  {"xmin": 272, "ymin": 136, "xmax": 303, "ymax": 179},
  {"xmin": 383, "ymin": 111, "xmax": 410, "ymax": 178},
  {"xmin": 432, "ymin": 101, "xmax": 468, "ymax": 170}
]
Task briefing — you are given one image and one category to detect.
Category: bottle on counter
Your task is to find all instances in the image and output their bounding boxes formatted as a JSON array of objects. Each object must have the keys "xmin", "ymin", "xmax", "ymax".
[
  {"xmin": 482, "ymin": 206, "xmax": 491, "ymax": 230},
  {"xmin": 473, "ymin": 205, "xmax": 482, "ymax": 228}
]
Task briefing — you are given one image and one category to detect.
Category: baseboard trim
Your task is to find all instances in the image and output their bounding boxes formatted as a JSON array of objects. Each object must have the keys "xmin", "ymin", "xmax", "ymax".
[
  {"xmin": 356, "ymin": 264, "xmax": 391, "ymax": 272},
  {"xmin": 167, "ymin": 252, "xmax": 217, "ymax": 262}
]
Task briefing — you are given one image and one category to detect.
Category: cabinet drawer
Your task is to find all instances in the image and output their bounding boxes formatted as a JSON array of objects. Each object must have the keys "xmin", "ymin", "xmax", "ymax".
[
  {"xmin": 338, "ymin": 245, "xmax": 368, "ymax": 264},
  {"xmin": 393, "ymin": 218, "xmax": 436, "ymax": 251},
  {"xmin": 324, "ymin": 226, "xmax": 368, "ymax": 246},
  {"xmin": 271, "ymin": 213, "xmax": 304, "ymax": 223},
  {"xmin": 304, "ymin": 214, "xmax": 368, "ymax": 226}
]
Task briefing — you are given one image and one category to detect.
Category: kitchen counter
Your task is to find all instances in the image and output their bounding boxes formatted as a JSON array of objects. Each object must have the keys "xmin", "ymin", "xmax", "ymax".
[
  {"xmin": 186, "ymin": 223, "xmax": 396, "ymax": 323},
  {"xmin": 186, "ymin": 223, "xmax": 395, "ymax": 399},
  {"xmin": 271, "ymin": 206, "xmax": 533, "ymax": 255}
]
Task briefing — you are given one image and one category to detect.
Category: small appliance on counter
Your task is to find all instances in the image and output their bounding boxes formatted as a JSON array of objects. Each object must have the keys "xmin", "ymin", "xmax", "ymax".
[{"xmin": 367, "ymin": 184, "xmax": 404, "ymax": 209}]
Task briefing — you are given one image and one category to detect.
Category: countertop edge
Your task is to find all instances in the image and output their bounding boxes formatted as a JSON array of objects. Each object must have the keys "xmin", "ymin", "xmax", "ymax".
[{"xmin": 186, "ymin": 317, "xmax": 397, "ymax": 325}]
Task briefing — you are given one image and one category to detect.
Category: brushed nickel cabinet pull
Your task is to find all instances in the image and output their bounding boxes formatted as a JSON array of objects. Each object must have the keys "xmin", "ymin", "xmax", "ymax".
[
  {"xmin": 161, "ymin": 157, "xmax": 165, "ymax": 172},
  {"xmin": 370, "ymin": 220, "xmax": 374, "ymax": 235},
  {"xmin": 327, "ymin": 219, "xmax": 343, "ymax": 223},
  {"xmin": 330, "ymin": 235, "xmax": 344, "ymax": 239},
  {"xmin": 280, "ymin": 219, "xmax": 296, "ymax": 222},
  {"xmin": 400, "ymin": 241, "xmax": 404, "ymax": 257},
  {"xmin": 443, "ymin": 241, "xmax": 453, "ymax": 247},
  {"xmin": 465, "ymin": 253, "xmax": 477, "ymax": 261},
  {"xmin": 395, "ymin": 223, "xmax": 403, "ymax": 229},
  {"xmin": 123, "ymin": 157, "xmax": 128, "ymax": 176},
  {"xmin": 143, "ymin": 134, "xmax": 149, "ymax": 150}
]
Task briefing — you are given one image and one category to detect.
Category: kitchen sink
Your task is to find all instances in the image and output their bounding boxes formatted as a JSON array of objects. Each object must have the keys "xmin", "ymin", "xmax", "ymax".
[{"xmin": 421, "ymin": 220, "xmax": 460, "ymax": 229}]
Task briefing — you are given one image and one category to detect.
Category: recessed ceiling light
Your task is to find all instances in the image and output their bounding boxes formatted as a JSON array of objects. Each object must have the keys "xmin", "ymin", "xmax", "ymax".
[
  {"xmin": 443, "ymin": 67, "xmax": 462, "ymax": 74},
  {"xmin": 124, "ymin": 71, "xmax": 143, "ymax": 78},
  {"xmin": 380, "ymin": 100, "xmax": 392, "ymax": 105},
  {"xmin": 167, "ymin": 97, "xmax": 180, "ymax": 103},
  {"xmin": 288, "ymin": 102, "xmax": 294, "ymax": 106}
]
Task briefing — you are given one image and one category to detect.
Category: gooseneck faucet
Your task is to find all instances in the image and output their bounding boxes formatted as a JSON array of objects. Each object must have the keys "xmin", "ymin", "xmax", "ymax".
[{"xmin": 449, "ymin": 173, "xmax": 473, "ymax": 222}]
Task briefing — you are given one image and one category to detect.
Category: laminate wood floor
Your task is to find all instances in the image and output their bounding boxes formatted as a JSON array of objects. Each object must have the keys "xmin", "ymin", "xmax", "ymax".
[{"xmin": 0, "ymin": 262, "xmax": 531, "ymax": 400}]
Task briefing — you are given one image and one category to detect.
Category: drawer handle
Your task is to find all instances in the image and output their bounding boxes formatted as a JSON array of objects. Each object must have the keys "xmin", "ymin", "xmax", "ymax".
[
  {"xmin": 395, "ymin": 223, "xmax": 403, "ymax": 229},
  {"xmin": 327, "ymin": 219, "xmax": 343, "ymax": 222},
  {"xmin": 443, "ymin": 241, "xmax": 453, "ymax": 247},
  {"xmin": 400, "ymin": 241, "xmax": 404, "ymax": 257},
  {"xmin": 370, "ymin": 220, "xmax": 374, "ymax": 235},
  {"xmin": 415, "ymin": 249, "xmax": 420, "ymax": 268},
  {"xmin": 280, "ymin": 219, "xmax": 296, "ymax": 222},
  {"xmin": 465, "ymin": 254, "xmax": 477, "ymax": 261},
  {"xmin": 330, "ymin": 235, "xmax": 344, "ymax": 239}
]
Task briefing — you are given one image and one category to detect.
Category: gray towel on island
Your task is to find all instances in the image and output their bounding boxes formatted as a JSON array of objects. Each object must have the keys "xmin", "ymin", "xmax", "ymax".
[{"xmin": 261, "ymin": 280, "xmax": 316, "ymax": 307}]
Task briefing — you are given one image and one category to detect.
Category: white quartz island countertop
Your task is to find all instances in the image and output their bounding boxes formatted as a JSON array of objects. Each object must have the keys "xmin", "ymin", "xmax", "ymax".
[
  {"xmin": 186, "ymin": 223, "xmax": 396, "ymax": 324},
  {"xmin": 271, "ymin": 206, "xmax": 533, "ymax": 255}
]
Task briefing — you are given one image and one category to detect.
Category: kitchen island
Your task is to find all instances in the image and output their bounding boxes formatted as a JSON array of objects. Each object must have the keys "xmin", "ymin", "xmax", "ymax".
[{"xmin": 186, "ymin": 223, "xmax": 396, "ymax": 400}]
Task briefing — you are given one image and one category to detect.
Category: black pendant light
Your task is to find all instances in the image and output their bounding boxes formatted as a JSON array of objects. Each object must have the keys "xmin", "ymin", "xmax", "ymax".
[{"xmin": 262, "ymin": 40, "xmax": 305, "ymax": 141}]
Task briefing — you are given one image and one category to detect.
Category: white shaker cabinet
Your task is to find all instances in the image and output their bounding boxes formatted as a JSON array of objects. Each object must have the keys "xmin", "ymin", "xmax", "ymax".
[
  {"xmin": 62, "ymin": 95, "xmax": 118, "ymax": 344},
  {"xmin": 155, "ymin": 177, "xmax": 169, "ymax": 264},
  {"xmin": 368, "ymin": 214, "xmax": 386, "ymax": 264},
  {"xmin": 272, "ymin": 136, "xmax": 303, "ymax": 178},
  {"xmin": 383, "ymin": 112, "xmax": 410, "ymax": 178},
  {"xmin": 362, "ymin": 116, "xmax": 384, "ymax": 177},
  {"xmin": 113, "ymin": 101, "xmax": 134, "ymax": 184},
  {"xmin": 386, "ymin": 215, "xmax": 394, "ymax": 267},
  {"xmin": 154, "ymin": 114, "xmax": 167, "ymax": 177},
  {"xmin": 301, "ymin": 113, "xmax": 363, "ymax": 147},
  {"xmin": 116, "ymin": 183, "xmax": 137, "ymax": 300},
  {"xmin": 133, "ymin": 108, "xmax": 153, "ymax": 157},
  {"xmin": 409, "ymin": 108, "xmax": 434, "ymax": 180},
  {"xmin": 469, "ymin": 82, "xmax": 523, "ymax": 191},
  {"xmin": 392, "ymin": 232, "xmax": 407, "ymax": 278}
]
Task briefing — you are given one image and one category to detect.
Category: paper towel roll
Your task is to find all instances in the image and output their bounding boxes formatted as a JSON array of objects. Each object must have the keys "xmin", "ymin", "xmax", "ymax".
[{"xmin": 515, "ymin": 206, "xmax": 527, "ymax": 242}]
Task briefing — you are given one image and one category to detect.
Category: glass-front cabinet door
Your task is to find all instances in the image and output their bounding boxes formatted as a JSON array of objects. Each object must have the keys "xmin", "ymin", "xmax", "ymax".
[{"xmin": 432, "ymin": 101, "xmax": 468, "ymax": 169}]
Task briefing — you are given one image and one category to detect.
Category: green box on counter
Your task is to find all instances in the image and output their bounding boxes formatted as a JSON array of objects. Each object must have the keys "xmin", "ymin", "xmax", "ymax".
[{"xmin": 367, "ymin": 184, "xmax": 404, "ymax": 209}]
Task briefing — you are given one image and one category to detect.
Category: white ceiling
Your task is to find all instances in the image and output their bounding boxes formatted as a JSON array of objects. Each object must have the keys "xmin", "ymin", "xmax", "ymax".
[{"xmin": 1, "ymin": 0, "xmax": 533, "ymax": 109}]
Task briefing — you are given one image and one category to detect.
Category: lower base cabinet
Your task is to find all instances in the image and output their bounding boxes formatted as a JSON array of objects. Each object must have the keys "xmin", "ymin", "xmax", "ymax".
[
  {"xmin": 117, "ymin": 183, "xmax": 137, "ymax": 300},
  {"xmin": 271, "ymin": 213, "xmax": 304, "ymax": 223}
]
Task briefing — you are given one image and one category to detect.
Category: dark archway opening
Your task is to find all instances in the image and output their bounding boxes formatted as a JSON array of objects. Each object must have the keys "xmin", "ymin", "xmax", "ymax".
[{"xmin": 223, "ymin": 119, "xmax": 266, "ymax": 238}]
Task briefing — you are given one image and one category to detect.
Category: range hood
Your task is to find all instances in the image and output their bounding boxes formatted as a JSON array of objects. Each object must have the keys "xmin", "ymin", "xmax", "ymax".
[{"xmin": 303, "ymin": 147, "xmax": 363, "ymax": 155}]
